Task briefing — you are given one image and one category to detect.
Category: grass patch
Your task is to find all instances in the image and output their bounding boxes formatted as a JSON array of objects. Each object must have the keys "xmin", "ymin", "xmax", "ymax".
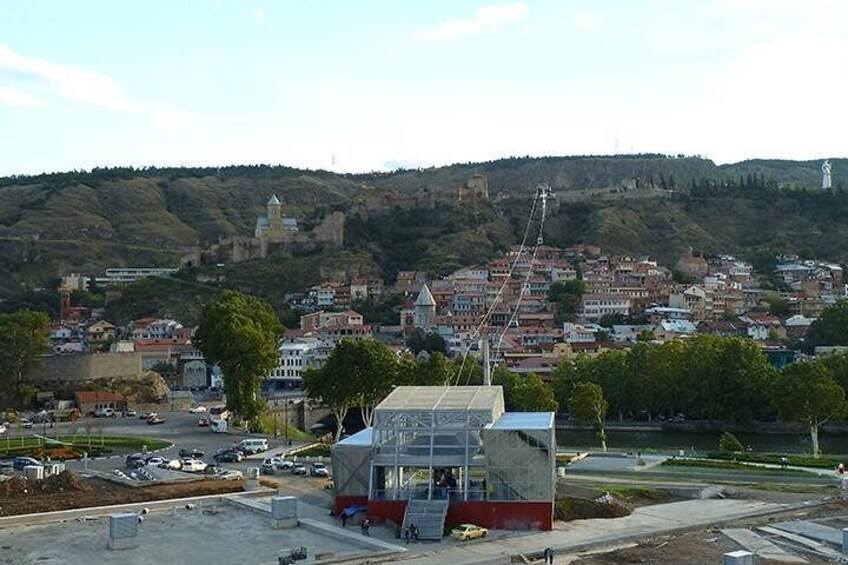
[
  {"xmin": 291, "ymin": 444, "xmax": 331, "ymax": 457},
  {"xmin": 707, "ymin": 452, "xmax": 842, "ymax": 470},
  {"xmin": 0, "ymin": 436, "xmax": 171, "ymax": 459},
  {"xmin": 661, "ymin": 458, "xmax": 814, "ymax": 475},
  {"xmin": 254, "ymin": 415, "xmax": 314, "ymax": 442}
]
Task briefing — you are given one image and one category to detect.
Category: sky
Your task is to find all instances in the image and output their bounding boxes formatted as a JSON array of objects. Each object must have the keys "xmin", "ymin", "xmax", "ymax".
[{"xmin": 1, "ymin": 0, "xmax": 847, "ymax": 176}]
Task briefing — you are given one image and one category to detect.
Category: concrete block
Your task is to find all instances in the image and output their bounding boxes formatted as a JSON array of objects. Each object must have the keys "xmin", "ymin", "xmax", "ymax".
[
  {"xmin": 271, "ymin": 496, "xmax": 297, "ymax": 519},
  {"xmin": 723, "ymin": 550, "xmax": 755, "ymax": 565},
  {"xmin": 271, "ymin": 496, "xmax": 298, "ymax": 529},
  {"xmin": 24, "ymin": 465, "xmax": 44, "ymax": 481},
  {"xmin": 246, "ymin": 466, "xmax": 260, "ymax": 491},
  {"xmin": 842, "ymin": 527, "xmax": 848, "ymax": 554},
  {"xmin": 108, "ymin": 513, "xmax": 139, "ymax": 550}
]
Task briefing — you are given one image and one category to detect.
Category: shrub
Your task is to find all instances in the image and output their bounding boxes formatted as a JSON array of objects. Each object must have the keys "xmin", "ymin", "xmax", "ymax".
[{"xmin": 718, "ymin": 432, "xmax": 744, "ymax": 453}]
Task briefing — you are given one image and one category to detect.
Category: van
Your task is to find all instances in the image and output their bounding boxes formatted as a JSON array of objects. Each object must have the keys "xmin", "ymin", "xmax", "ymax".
[
  {"xmin": 210, "ymin": 419, "xmax": 228, "ymax": 433},
  {"xmin": 236, "ymin": 438, "xmax": 268, "ymax": 454}
]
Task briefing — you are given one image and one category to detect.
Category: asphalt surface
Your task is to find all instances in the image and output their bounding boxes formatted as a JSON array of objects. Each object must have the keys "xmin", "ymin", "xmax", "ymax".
[{"xmin": 3, "ymin": 408, "xmax": 318, "ymax": 480}]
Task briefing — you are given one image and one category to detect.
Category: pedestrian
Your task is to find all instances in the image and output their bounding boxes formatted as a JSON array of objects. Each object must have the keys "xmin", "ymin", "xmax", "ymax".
[
  {"xmin": 410, "ymin": 522, "xmax": 419, "ymax": 542},
  {"xmin": 780, "ymin": 456, "xmax": 788, "ymax": 469},
  {"xmin": 404, "ymin": 527, "xmax": 411, "ymax": 544},
  {"xmin": 839, "ymin": 462, "xmax": 845, "ymax": 476},
  {"xmin": 362, "ymin": 518, "xmax": 371, "ymax": 536},
  {"xmin": 340, "ymin": 511, "xmax": 347, "ymax": 528},
  {"xmin": 544, "ymin": 546, "xmax": 555, "ymax": 564}
]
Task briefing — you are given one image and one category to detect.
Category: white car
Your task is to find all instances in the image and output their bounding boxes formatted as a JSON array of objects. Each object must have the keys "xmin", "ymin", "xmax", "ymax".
[
  {"xmin": 0, "ymin": 424, "xmax": 6, "ymax": 435},
  {"xmin": 180, "ymin": 459, "xmax": 207, "ymax": 473},
  {"xmin": 158, "ymin": 459, "xmax": 182, "ymax": 470},
  {"xmin": 188, "ymin": 406, "xmax": 207, "ymax": 414},
  {"xmin": 214, "ymin": 469, "xmax": 243, "ymax": 481},
  {"xmin": 145, "ymin": 456, "xmax": 167, "ymax": 467}
]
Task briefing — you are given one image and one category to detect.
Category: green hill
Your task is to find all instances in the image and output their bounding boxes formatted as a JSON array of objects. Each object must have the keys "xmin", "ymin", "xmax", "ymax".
[{"xmin": 2, "ymin": 156, "xmax": 848, "ymax": 316}]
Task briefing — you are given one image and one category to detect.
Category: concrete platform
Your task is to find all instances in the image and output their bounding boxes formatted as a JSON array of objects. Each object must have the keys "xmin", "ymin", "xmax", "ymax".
[
  {"xmin": 721, "ymin": 528, "xmax": 806, "ymax": 563},
  {"xmin": 0, "ymin": 502, "xmax": 388, "ymax": 564},
  {"xmin": 768, "ymin": 520, "xmax": 843, "ymax": 546}
]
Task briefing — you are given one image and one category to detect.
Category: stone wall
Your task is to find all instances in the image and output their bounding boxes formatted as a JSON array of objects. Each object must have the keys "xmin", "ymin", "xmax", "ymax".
[{"xmin": 30, "ymin": 353, "xmax": 143, "ymax": 382}]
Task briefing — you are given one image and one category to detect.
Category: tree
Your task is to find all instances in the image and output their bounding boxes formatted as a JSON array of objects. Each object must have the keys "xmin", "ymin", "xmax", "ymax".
[
  {"xmin": 805, "ymin": 299, "xmax": 848, "ymax": 352},
  {"xmin": 568, "ymin": 382, "xmax": 609, "ymax": 452},
  {"xmin": 548, "ymin": 279, "xmax": 586, "ymax": 324},
  {"xmin": 771, "ymin": 361, "xmax": 847, "ymax": 457},
  {"xmin": 410, "ymin": 352, "xmax": 453, "ymax": 386},
  {"xmin": 513, "ymin": 373, "xmax": 558, "ymax": 412},
  {"xmin": 303, "ymin": 339, "xmax": 400, "ymax": 437},
  {"xmin": 406, "ymin": 328, "xmax": 447, "ymax": 355},
  {"xmin": 764, "ymin": 294, "xmax": 790, "ymax": 318},
  {"xmin": 0, "ymin": 310, "xmax": 51, "ymax": 407},
  {"xmin": 194, "ymin": 291, "xmax": 282, "ymax": 426}
]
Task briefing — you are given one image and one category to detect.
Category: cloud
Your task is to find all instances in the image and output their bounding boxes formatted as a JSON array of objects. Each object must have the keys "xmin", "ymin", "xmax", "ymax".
[
  {"xmin": 0, "ymin": 86, "xmax": 43, "ymax": 108},
  {"xmin": 415, "ymin": 3, "xmax": 528, "ymax": 42},
  {"xmin": 250, "ymin": 8, "xmax": 265, "ymax": 20},
  {"xmin": 0, "ymin": 44, "xmax": 133, "ymax": 111}
]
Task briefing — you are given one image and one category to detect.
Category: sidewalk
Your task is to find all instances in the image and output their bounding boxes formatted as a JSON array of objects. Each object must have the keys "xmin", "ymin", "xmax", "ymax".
[{"xmin": 392, "ymin": 498, "xmax": 791, "ymax": 564}]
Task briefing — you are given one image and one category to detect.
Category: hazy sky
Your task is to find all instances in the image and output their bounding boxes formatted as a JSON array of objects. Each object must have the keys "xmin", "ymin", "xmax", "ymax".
[{"xmin": 1, "ymin": 0, "xmax": 846, "ymax": 175}]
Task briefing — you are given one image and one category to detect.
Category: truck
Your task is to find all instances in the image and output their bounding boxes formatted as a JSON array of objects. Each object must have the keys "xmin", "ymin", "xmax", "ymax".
[{"xmin": 45, "ymin": 400, "xmax": 80, "ymax": 422}]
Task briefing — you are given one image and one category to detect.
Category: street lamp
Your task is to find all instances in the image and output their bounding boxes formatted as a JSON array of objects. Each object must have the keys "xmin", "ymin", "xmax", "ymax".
[{"xmin": 284, "ymin": 400, "xmax": 289, "ymax": 446}]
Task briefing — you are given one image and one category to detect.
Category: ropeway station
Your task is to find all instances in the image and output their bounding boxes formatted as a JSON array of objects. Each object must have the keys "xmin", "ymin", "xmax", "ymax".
[{"xmin": 331, "ymin": 385, "xmax": 556, "ymax": 538}]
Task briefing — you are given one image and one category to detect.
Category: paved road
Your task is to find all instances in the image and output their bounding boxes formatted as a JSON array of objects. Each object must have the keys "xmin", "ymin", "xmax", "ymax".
[{"xmin": 5, "ymin": 408, "xmax": 315, "ymax": 479}]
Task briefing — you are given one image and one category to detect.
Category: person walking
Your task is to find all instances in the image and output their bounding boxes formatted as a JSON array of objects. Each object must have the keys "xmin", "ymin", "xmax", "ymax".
[
  {"xmin": 340, "ymin": 511, "xmax": 347, "ymax": 528},
  {"xmin": 362, "ymin": 518, "xmax": 371, "ymax": 536},
  {"xmin": 543, "ymin": 546, "xmax": 555, "ymax": 564}
]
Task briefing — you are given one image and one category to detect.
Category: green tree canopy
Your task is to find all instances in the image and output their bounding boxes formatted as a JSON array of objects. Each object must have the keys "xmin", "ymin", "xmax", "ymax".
[
  {"xmin": 772, "ymin": 360, "xmax": 848, "ymax": 457},
  {"xmin": 0, "ymin": 309, "xmax": 51, "ymax": 407},
  {"xmin": 568, "ymin": 382, "xmax": 609, "ymax": 452},
  {"xmin": 303, "ymin": 338, "xmax": 400, "ymax": 438},
  {"xmin": 805, "ymin": 299, "xmax": 848, "ymax": 352},
  {"xmin": 194, "ymin": 291, "xmax": 282, "ymax": 425}
]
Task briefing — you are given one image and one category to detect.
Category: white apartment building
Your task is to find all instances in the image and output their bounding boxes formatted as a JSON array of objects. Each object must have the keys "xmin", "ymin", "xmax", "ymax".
[
  {"xmin": 580, "ymin": 293, "xmax": 632, "ymax": 322},
  {"xmin": 268, "ymin": 339, "xmax": 330, "ymax": 389}
]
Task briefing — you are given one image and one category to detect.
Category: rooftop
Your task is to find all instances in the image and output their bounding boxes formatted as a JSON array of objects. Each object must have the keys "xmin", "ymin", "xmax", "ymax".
[
  {"xmin": 491, "ymin": 412, "xmax": 554, "ymax": 430},
  {"xmin": 376, "ymin": 386, "xmax": 504, "ymax": 413}
]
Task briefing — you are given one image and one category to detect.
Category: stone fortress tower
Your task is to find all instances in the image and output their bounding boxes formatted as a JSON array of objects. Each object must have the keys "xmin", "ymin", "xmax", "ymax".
[{"xmin": 414, "ymin": 284, "xmax": 437, "ymax": 328}]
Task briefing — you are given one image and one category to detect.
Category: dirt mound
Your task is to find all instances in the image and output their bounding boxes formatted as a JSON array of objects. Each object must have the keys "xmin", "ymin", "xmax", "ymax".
[
  {"xmin": 0, "ymin": 476, "xmax": 35, "ymax": 499},
  {"xmin": 39, "ymin": 470, "xmax": 89, "ymax": 494},
  {"xmin": 555, "ymin": 495, "xmax": 632, "ymax": 521}
]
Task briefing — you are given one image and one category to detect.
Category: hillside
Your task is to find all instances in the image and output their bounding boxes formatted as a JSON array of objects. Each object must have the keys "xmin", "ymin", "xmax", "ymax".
[{"xmin": 1, "ymin": 155, "xmax": 848, "ymax": 310}]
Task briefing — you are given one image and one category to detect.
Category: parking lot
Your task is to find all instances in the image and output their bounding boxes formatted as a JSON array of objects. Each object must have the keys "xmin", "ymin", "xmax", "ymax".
[{"xmin": 3, "ymin": 408, "xmax": 327, "ymax": 489}]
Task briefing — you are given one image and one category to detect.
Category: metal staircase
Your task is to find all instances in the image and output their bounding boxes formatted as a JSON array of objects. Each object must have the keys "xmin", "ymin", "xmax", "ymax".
[{"xmin": 401, "ymin": 499, "xmax": 449, "ymax": 541}]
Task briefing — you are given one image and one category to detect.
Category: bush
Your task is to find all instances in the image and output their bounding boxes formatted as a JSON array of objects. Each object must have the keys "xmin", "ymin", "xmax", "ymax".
[
  {"xmin": 705, "ymin": 451, "xmax": 842, "ymax": 469},
  {"xmin": 718, "ymin": 432, "xmax": 744, "ymax": 453}
]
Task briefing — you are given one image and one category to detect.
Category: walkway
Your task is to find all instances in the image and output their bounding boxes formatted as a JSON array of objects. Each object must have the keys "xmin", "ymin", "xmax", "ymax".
[{"xmin": 391, "ymin": 498, "xmax": 790, "ymax": 565}]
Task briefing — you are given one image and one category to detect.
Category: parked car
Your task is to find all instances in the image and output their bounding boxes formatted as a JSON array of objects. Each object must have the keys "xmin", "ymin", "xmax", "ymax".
[
  {"xmin": 125, "ymin": 453, "xmax": 146, "ymax": 469},
  {"xmin": 147, "ymin": 416, "xmax": 165, "ymax": 425},
  {"xmin": 122, "ymin": 409, "xmax": 138, "ymax": 417},
  {"xmin": 144, "ymin": 456, "xmax": 167, "ymax": 467},
  {"xmin": 188, "ymin": 406, "xmax": 207, "ymax": 414},
  {"xmin": 451, "ymin": 524, "xmax": 488, "ymax": 541},
  {"xmin": 214, "ymin": 450, "xmax": 244, "ymax": 463},
  {"xmin": 198, "ymin": 417, "xmax": 211, "ymax": 427},
  {"xmin": 309, "ymin": 462, "xmax": 329, "ymax": 477},
  {"xmin": 94, "ymin": 407, "xmax": 116, "ymax": 418},
  {"xmin": 235, "ymin": 438, "xmax": 268, "ymax": 455},
  {"xmin": 261, "ymin": 457, "xmax": 288, "ymax": 474},
  {"xmin": 19, "ymin": 418, "xmax": 33, "ymax": 429},
  {"xmin": 158, "ymin": 459, "xmax": 181, "ymax": 470},
  {"xmin": 214, "ymin": 469, "xmax": 243, "ymax": 481},
  {"xmin": 179, "ymin": 448, "xmax": 204, "ymax": 459},
  {"xmin": 204, "ymin": 463, "xmax": 224, "ymax": 475},
  {"xmin": 180, "ymin": 459, "xmax": 207, "ymax": 473},
  {"xmin": 291, "ymin": 463, "xmax": 307, "ymax": 476},
  {"xmin": 140, "ymin": 412, "xmax": 157, "ymax": 420},
  {"xmin": 13, "ymin": 456, "xmax": 43, "ymax": 471},
  {"xmin": 210, "ymin": 419, "xmax": 228, "ymax": 433}
]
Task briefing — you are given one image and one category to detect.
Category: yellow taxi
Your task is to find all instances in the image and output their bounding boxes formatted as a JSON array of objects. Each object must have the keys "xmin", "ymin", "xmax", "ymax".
[{"xmin": 450, "ymin": 524, "xmax": 488, "ymax": 541}]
